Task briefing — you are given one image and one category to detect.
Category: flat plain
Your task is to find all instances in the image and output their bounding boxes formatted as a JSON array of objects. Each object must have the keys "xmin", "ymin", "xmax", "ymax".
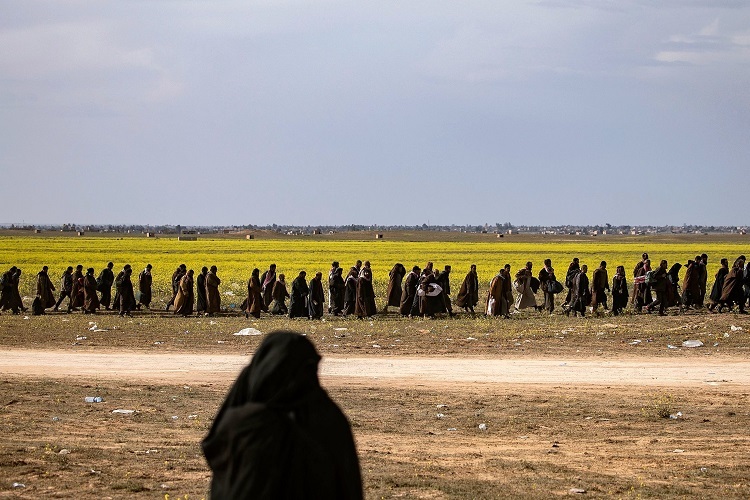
[{"xmin": 1, "ymin": 231, "xmax": 749, "ymax": 499}]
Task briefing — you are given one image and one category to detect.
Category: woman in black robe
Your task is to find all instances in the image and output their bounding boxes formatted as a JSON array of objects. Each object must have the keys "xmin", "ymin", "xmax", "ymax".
[
  {"xmin": 328, "ymin": 267, "xmax": 345, "ymax": 316},
  {"xmin": 343, "ymin": 267, "xmax": 358, "ymax": 316},
  {"xmin": 568, "ymin": 265, "xmax": 590, "ymax": 317},
  {"xmin": 308, "ymin": 272, "xmax": 325, "ymax": 319},
  {"xmin": 383, "ymin": 263, "xmax": 405, "ymax": 312},
  {"xmin": 117, "ymin": 268, "xmax": 136, "ymax": 317},
  {"xmin": 667, "ymin": 262, "xmax": 683, "ymax": 308},
  {"xmin": 196, "ymin": 267, "xmax": 208, "ymax": 315},
  {"xmin": 718, "ymin": 256, "xmax": 747, "ymax": 313},
  {"xmin": 611, "ymin": 265, "xmax": 629, "ymax": 316},
  {"xmin": 399, "ymin": 266, "xmax": 420, "ymax": 316},
  {"xmin": 708, "ymin": 258, "xmax": 729, "ymax": 311},
  {"xmin": 355, "ymin": 262, "xmax": 377, "ymax": 318},
  {"xmin": 202, "ymin": 331, "xmax": 362, "ymax": 500},
  {"xmin": 289, "ymin": 271, "xmax": 309, "ymax": 319}
]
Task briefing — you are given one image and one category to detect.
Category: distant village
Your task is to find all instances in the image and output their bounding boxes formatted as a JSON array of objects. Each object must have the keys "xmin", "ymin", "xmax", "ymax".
[{"xmin": 2, "ymin": 222, "xmax": 747, "ymax": 237}]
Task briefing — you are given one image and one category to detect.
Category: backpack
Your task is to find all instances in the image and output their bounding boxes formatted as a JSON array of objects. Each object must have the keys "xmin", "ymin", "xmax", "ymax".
[
  {"xmin": 32, "ymin": 296, "xmax": 45, "ymax": 315},
  {"xmin": 548, "ymin": 280, "xmax": 564, "ymax": 294},
  {"xmin": 645, "ymin": 270, "xmax": 657, "ymax": 285}
]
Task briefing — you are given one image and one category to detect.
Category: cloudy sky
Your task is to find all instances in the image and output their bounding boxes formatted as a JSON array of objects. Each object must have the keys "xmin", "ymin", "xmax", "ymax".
[{"xmin": 1, "ymin": 1, "xmax": 748, "ymax": 226}]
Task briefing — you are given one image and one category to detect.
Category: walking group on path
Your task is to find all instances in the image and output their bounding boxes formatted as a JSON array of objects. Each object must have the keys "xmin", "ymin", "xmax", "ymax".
[{"xmin": 2, "ymin": 252, "xmax": 748, "ymax": 319}]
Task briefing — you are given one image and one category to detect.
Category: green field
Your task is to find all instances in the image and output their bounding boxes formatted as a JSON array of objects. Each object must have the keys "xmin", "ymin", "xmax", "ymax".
[{"xmin": 2, "ymin": 233, "xmax": 747, "ymax": 308}]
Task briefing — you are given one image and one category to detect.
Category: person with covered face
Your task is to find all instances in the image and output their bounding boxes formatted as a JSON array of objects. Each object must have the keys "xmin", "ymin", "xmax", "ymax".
[
  {"xmin": 681, "ymin": 257, "xmax": 701, "ymax": 309},
  {"xmin": 455, "ymin": 264, "xmax": 479, "ymax": 314},
  {"xmin": 309, "ymin": 271, "xmax": 326, "ymax": 319},
  {"xmin": 611, "ymin": 265, "xmax": 628, "ymax": 316},
  {"xmin": 166, "ymin": 264, "xmax": 187, "ymax": 311},
  {"xmin": 137, "ymin": 264, "xmax": 153, "ymax": 310},
  {"xmin": 202, "ymin": 331, "xmax": 362, "ymax": 499},
  {"xmin": 112, "ymin": 264, "xmax": 131, "ymax": 311},
  {"xmin": 399, "ymin": 266, "xmax": 420, "ymax": 316},
  {"xmin": 36, "ymin": 266, "xmax": 56, "ymax": 312},
  {"xmin": 289, "ymin": 271, "xmax": 309, "ymax": 319},
  {"xmin": 53, "ymin": 266, "xmax": 74, "ymax": 312},
  {"xmin": 328, "ymin": 267, "xmax": 345, "ymax": 316},
  {"xmin": 70, "ymin": 265, "xmax": 85, "ymax": 310},
  {"xmin": 568, "ymin": 264, "xmax": 590, "ymax": 317},
  {"xmin": 538, "ymin": 259, "xmax": 556, "ymax": 314},
  {"xmin": 82, "ymin": 268, "xmax": 100, "ymax": 314},
  {"xmin": 707, "ymin": 258, "xmax": 729, "ymax": 312},
  {"xmin": 514, "ymin": 262, "xmax": 537, "ymax": 311},
  {"xmin": 717, "ymin": 256, "xmax": 747, "ymax": 313},
  {"xmin": 96, "ymin": 262, "xmax": 115, "ymax": 310},
  {"xmin": 646, "ymin": 260, "xmax": 669, "ymax": 316},
  {"xmin": 174, "ymin": 269, "xmax": 195, "ymax": 317},
  {"xmin": 260, "ymin": 264, "xmax": 277, "ymax": 309},
  {"xmin": 383, "ymin": 263, "xmax": 406, "ymax": 313},
  {"xmin": 117, "ymin": 267, "xmax": 136, "ymax": 317},
  {"xmin": 270, "ymin": 273, "xmax": 290, "ymax": 315},
  {"xmin": 343, "ymin": 267, "xmax": 358, "ymax": 316},
  {"xmin": 355, "ymin": 261, "xmax": 377, "ymax": 318},
  {"xmin": 590, "ymin": 261, "xmax": 609, "ymax": 314},
  {"xmin": 196, "ymin": 267, "xmax": 209, "ymax": 315},
  {"xmin": 205, "ymin": 266, "xmax": 222, "ymax": 316},
  {"xmin": 245, "ymin": 268, "xmax": 265, "ymax": 319}
]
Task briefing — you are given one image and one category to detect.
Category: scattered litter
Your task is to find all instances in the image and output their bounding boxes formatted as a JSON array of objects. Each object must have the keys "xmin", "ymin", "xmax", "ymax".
[
  {"xmin": 224, "ymin": 291, "xmax": 235, "ymax": 296},
  {"xmin": 76, "ymin": 336, "xmax": 88, "ymax": 341},
  {"xmin": 559, "ymin": 362, "xmax": 567, "ymax": 366},
  {"xmin": 333, "ymin": 328, "xmax": 348, "ymax": 331},
  {"xmin": 188, "ymin": 414, "xmax": 198, "ymax": 419},
  {"xmin": 478, "ymin": 423, "xmax": 487, "ymax": 431},
  {"xmin": 84, "ymin": 397, "xmax": 103, "ymax": 403},
  {"xmin": 700, "ymin": 467, "xmax": 708, "ymax": 474},
  {"xmin": 23, "ymin": 316, "xmax": 29, "ymax": 320},
  {"xmin": 217, "ymin": 340, "xmax": 226, "ymax": 344},
  {"xmin": 465, "ymin": 337, "xmax": 477, "ymax": 341},
  {"xmin": 209, "ymin": 320, "xmax": 217, "ymax": 325},
  {"xmin": 88, "ymin": 325, "xmax": 107, "ymax": 332},
  {"xmin": 519, "ymin": 435, "xmax": 529, "ymax": 439},
  {"xmin": 669, "ymin": 412, "xmax": 683, "ymax": 420},
  {"xmin": 12, "ymin": 483, "xmax": 25, "ymax": 488},
  {"xmin": 667, "ymin": 344, "xmax": 679, "ymax": 349},
  {"xmin": 570, "ymin": 488, "xmax": 586, "ymax": 494},
  {"xmin": 234, "ymin": 327, "xmax": 263, "ymax": 336},
  {"xmin": 601, "ymin": 323, "xmax": 618, "ymax": 328},
  {"xmin": 418, "ymin": 329, "xmax": 430, "ymax": 334},
  {"xmin": 673, "ymin": 449, "xmax": 685, "ymax": 453},
  {"xmin": 629, "ymin": 340, "xmax": 641, "ymax": 345},
  {"xmin": 724, "ymin": 332, "xmax": 730, "ymax": 338},
  {"xmin": 436, "ymin": 404, "xmax": 448, "ymax": 409},
  {"xmin": 447, "ymin": 428, "xmax": 457, "ymax": 431},
  {"xmin": 112, "ymin": 409, "xmax": 135, "ymax": 414},
  {"xmin": 682, "ymin": 340, "xmax": 704, "ymax": 348},
  {"xmin": 154, "ymin": 341, "xmax": 164, "ymax": 345},
  {"xmin": 730, "ymin": 325, "xmax": 743, "ymax": 331},
  {"xmin": 52, "ymin": 416, "xmax": 61, "ymax": 422},
  {"xmin": 59, "ymin": 449, "xmax": 70, "ymax": 455},
  {"xmin": 171, "ymin": 416, "xmax": 179, "ymax": 420},
  {"xmin": 436, "ymin": 413, "xmax": 445, "ymax": 419},
  {"xmin": 713, "ymin": 343, "xmax": 719, "ymax": 347},
  {"xmin": 372, "ymin": 344, "xmax": 381, "ymax": 348}
]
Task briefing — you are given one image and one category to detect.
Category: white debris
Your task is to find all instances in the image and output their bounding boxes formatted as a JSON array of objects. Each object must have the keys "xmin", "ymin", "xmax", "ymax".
[
  {"xmin": 59, "ymin": 449, "xmax": 70, "ymax": 455},
  {"xmin": 682, "ymin": 340, "xmax": 704, "ymax": 348},
  {"xmin": 112, "ymin": 409, "xmax": 135, "ymax": 414},
  {"xmin": 436, "ymin": 413, "xmax": 445, "ymax": 419},
  {"xmin": 76, "ymin": 336, "xmax": 87, "ymax": 341},
  {"xmin": 333, "ymin": 328, "xmax": 348, "ymax": 331},
  {"xmin": 234, "ymin": 327, "xmax": 263, "ymax": 336},
  {"xmin": 730, "ymin": 325, "xmax": 743, "ymax": 331},
  {"xmin": 478, "ymin": 423, "xmax": 487, "ymax": 431},
  {"xmin": 669, "ymin": 412, "xmax": 683, "ymax": 420},
  {"xmin": 465, "ymin": 337, "xmax": 477, "ymax": 341}
]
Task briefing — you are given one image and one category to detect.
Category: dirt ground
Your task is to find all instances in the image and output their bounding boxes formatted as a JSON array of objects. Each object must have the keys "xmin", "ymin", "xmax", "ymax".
[{"xmin": 1, "ymin": 312, "xmax": 750, "ymax": 498}]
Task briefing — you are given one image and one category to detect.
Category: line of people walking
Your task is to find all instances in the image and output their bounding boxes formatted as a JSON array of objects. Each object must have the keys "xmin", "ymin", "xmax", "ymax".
[{"xmin": 3, "ymin": 252, "xmax": 748, "ymax": 318}]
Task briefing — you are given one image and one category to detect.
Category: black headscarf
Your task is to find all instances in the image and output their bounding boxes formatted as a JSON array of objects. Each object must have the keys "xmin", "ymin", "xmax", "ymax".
[{"xmin": 202, "ymin": 331, "xmax": 362, "ymax": 500}]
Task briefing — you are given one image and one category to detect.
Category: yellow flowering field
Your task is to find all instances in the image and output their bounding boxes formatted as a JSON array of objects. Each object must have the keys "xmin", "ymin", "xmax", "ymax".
[{"xmin": 1, "ymin": 235, "xmax": 746, "ymax": 306}]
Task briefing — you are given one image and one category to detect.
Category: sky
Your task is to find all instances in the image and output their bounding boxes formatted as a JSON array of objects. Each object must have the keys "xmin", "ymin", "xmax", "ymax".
[{"xmin": 1, "ymin": 0, "xmax": 748, "ymax": 227}]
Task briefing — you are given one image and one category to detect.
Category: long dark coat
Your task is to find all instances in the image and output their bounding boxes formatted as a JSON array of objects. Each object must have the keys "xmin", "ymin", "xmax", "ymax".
[
  {"xmin": 355, "ymin": 267, "xmax": 377, "ymax": 318},
  {"xmin": 174, "ymin": 274, "xmax": 194, "ymax": 316},
  {"xmin": 196, "ymin": 271, "xmax": 208, "ymax": 313},
  {"xmin": 289, "ymin": 276, "xmax": 309, "ymax": 319},
  {"xmin": 138, "ymin": 269, "xmax": 152, "ymax": 308},
  {"xmin": 206, "ymin": 271, "xmax": 222, "ymax": 314},
  {"xmin": 270, "ymin": 280, "xmax": 289, "ymax": 315},
  {"xmin": 245, "ymin": 276, "xmax": 265, "ymax": 319},
  {"xmin": 710, "ymin": 266, "xmax": 729, "ymax": 303},
  {"xmin": 385, "ymin": 264, "xmax": 405, "ymax": 308},
  {"xmin": 328, "ymin": 273, "xmax": 345, "ymax": 315},
  {"xmin": 308, "ymin": 277, "xmax": 325, "ymax": 319},
  {"xmin": 260, "ymin": 270, "xmax": 276, "ymax": 308},
  {"xmin": 71, "ymin": 270, "xmax": 84, "ymax": 308},
  {"xmin": 399, "ymin": 271, "xmax": 419, "ymax": 316},
  {"xmin": 36, "ymin": 270, "xmax": 56, "ymax": 309},
  {"xmin": 343, "ymin": 271, "xmax": 358, "ymax": 316},
  {"xmin": 455, "ymin": 270, "xmax": 479, "ymax": 308},
  {"xmin": 201, "ymin": 332, "xmax": 362, "ymax": 500},
  {"xmin": 117, "ymin": 273, "xmax": 136, "ymax": 314},
  {"xmin": 83, "ymin": 274, "xmax": 100, "ymax": 313}
]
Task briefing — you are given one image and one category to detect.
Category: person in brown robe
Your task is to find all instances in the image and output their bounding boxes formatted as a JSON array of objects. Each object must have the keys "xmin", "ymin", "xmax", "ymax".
[
  {"xmin": 718, "ymin": 256, "xmax": 747, "ymax": 313},
  {"xmin": 245, "ymin": 268, "xmax": 265, "ymax": 319},
  {"xmin": 707, "ymin": 258, "xmax": 729, "ymax": 312},
  {"xmin": 399, "ymin": 266, "xmax": 420, "ymax": 316},
  {"xmin": 355, "ymin": 261, "xmax": 377, "ymax": 318},
  {"xmin": 455, "ymin": 264, "xmax": 479, "ymax": 314},
  {"xmin": 308, "ymin": 272, "xmax": 325, "ymax": 319},
  {"xmin": 205, "ymin": 265, "xmax": 222, "ymax": 316},
  {"xmin": 611, "ymin": 265, "xmax": 629, "ymax": 316},
  {"xmin": 96, "ymin": 262, "xmax": 115, "ymax": 310},
  {"xmin": 0, "ymin": 266, "xmax": 18, "ymax": 313},
  {"xmin": 260, "ymin": 264, "xmax": 277, "ymax": 309},
  {"xmin": 383, "ymin": 263, "xmax": 405, "ymax": 312},
  {"xmin": 36, "ymin": 266, "xmax": 56, "ymax": 311},
  {"xmin": 270, "ymin": 274, "xmax": 290, "ymax": 315},
  {"xmin": 4, "ymin": 268, "xmax": 27, "ymax": 314},
  {"xmin": 329, "ymin": 268, "xmax": 345, "ymax": 316},
  {"xmin": 166, "ymin": 264, "xmax": 187, "ymax": 311},
  {"xmin": 174, "ymin": 269, "xmax": 195, "ymax": 317},
  {"xmin": 82, "ymin": 268, "xmax": 100, "ymax": 314},
  {"xmin": 538, "ymin": 259, "xmax": 556, "ymax": 314},
  {"xmin": 486, "ymin": 269, "xmax": 505, "ymax": 317},
  {"xmin": 70, "ymin": 265, "xmax": 85, "ymax": 310},
  {"xmin": 343, "ymin": 268, "xmax": 358, "ymax": 316},
  {"xmin": 196, "ymin": 266, "xmax": 208, "ymax": 314},
  {"xmin": 590, "ymin": 261, "xmax": 609, "ymax": 313},
  {"xmin": 697, "ymin": 254, "xmax": 708, "ymax": 307},
  {"xmin": 682, "ymin": 257, "xmax": 701, "ymax": 309}
]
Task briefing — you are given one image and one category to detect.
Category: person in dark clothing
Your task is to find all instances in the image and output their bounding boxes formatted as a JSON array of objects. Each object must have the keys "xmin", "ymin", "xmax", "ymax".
[
  {"xmin": 270, "ymin": 274, "xmax": 290, "ymax": 315},
  {"xmin": 413, "ymin": 271, "xmax": 440, "ymax": 318},
  {"xmin": 83, "ymin": 268, "xmax": 100, "ymax": 314},
  {"xmin": 137, "ymin": 264, "xmax": 153, "ymax": 310},
  {"xmin": 355, "ymin": 261, "xmax": 377, "ymax": 318},
  {"xmin": 697, "ymin": 254, "xmax": 708, "ymax": 307},
  {"xmin": 383, "ymin": 263, "xmax": 406, "ymax": 313},
  {"xmin": 53, "ymin": 266, "xmax": 74, "ymax": 312},
  {"xmin": 174, "ymin": 269, "xmax": 195, "ymax": 317},
  {"xmin": 343, "ymin": 267, "xmax": 358, "ymax": 316},
  {"xmin": 245, "ymin": 268, "xmax": 265, "ymax": 319},
  {"xmin": 328, "ymin": 268, "xmax": 345, "ymax": 316},
  {"xmin": 568, "ymin": 265, "xmax": 590, "ymax": 317},
  {"xmin": 166, "ymin": 264, "xmax": 187, "ymax": 311},
  {"xmin": 455, "ymin": 264, "xmax": 479, "ymax": 314},
  {"xmin": 308, "ymin": 272, "xmax": 325, "ymax": 319},
  {"xmin": 196, "ymin": 267, "xmax": 209, "ymax": 315},
  {"xmin": 611, "ymin": 265, "xmax": 628, "ymax": 316},
  {"xmin": 435, "ymin": 265, "xmax": 454, "ymax": 316},
  {"xmin": 260, "ymin": 264, "xmax": 277, "ymax": 309},
  {"xmin": 707, "ymin": 258, "xmax": 729, "ymax": 312},
  {"xmin": 590, "ymin": 261, "xmax": 609, "ymax": 313},
  {"xmin": 631, "ymin": 253, "xmax": 650, "ymax": 312},
  {"xmin": 112, "ymin": 264, "xmax": 131, "ymax": 311},
  {"xmin": 646, "ymin": 260, "xmax": 669, "ymax": 316},
  {"xmin": 562, "ymin": 257, "xmax": 580, "ymax": 310},
  {"xmin": 117, "ymin": 268, "xmax": 136, "ymax": 317},
  {"xmin": 538, "ymin": 259, "xmax": 555, "ymax": 314},
  {"xmin": 289, "ymin": 271, "xmax": 309, "ymax": 319},
  {"xmin": 36, "ymin": 266, "xmax": 56, "ymax": 312},
  {"xmin": 70, "ymin": 265, "xmax": 85, "ymax": 310},
  {"xmin": 97, "ymin": 262, "xmax": 115, "ymax": 310},
  {"xmin": 666, "ymin": 262, "xmax": 683, "ymax": 308},
  {"xmin": 400, "ymin": 266, "xmax": 420, "ymax": 316},
  {"xmin": 717, "ymin": 256, "xmax": 747, "ymax": 313},
  {"xmin": 202, "ymin": 331, "xmax": 363, "ymax": 500},
  {"xmin": 682, "ymin": 257, "xmax": 701, "ymax": 309},
  {"xmin": 327, "ymin": 261, "xmax": 340, "ymax": 313}
]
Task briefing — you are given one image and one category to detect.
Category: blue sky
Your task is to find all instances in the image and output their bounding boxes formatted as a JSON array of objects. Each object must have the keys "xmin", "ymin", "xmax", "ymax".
[{"xmin": 1, "ymin": 1, "xmax": 748, "ymax": 226}]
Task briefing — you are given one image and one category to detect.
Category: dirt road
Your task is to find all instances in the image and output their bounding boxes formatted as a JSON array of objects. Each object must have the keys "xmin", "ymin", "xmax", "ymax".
[{"xmin": 1, "ymin": 349, "xmax": 746, "ymax": 387}]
